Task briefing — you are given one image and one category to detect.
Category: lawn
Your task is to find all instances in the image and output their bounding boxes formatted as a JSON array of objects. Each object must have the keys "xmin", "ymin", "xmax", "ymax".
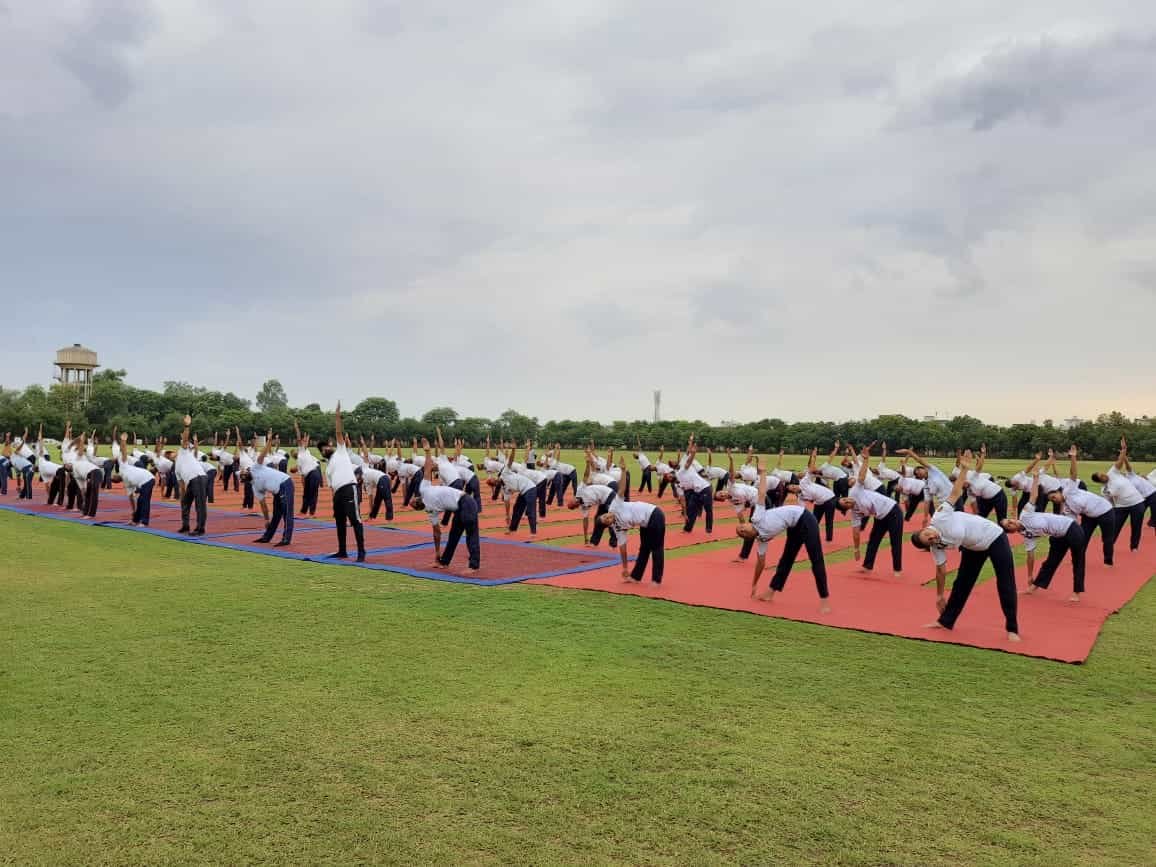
[{"xmin": 2, "ymin": 511, "xmax": 1154, "ymax": 865}]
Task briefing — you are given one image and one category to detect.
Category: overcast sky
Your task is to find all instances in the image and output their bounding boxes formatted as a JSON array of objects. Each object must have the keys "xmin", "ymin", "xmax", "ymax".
[{"xmin": 2, "ymin": 1, "xmax": 1154, "ymax": 424}]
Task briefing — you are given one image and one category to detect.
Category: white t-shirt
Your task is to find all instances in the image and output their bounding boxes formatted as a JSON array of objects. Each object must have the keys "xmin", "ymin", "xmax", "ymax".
[
  {"xmin": 1018, "ymin": 504, "xmax": 1073, "ymax": 553},
  {"xmin": 927, "ymin": 503, "xmax": 1004, "ymax": 566},
  {"xmin": 436, "ymin": 457, "xmax": 462, "ymax": 486},
  {"xmin": 1104, "ymin": 467, "xmax": 1144, "ymax": 508},
  {"xmin": 175, "ymin": 448, "xmax": 207, "ymax": 483},
  {"xmin": 362, "ymin": 466, "xmax": 386, "ymax": 487},
  {"xmin": 326, "ymin": 444, "xmax": 357, "ymax": 490},
  {"xmin": 897, "ymin": 476, "xmax": 925, "ymax": 496},
  {"xmin": 395, "ymin": 461, "xmax": 421, "ymax": 480},
  {"xmin": 297, "ymin": 448, "xmax": 319, "ymax": 476},
  {"xmin": 850, "ymin": 483, "xmax": 896, "ymax": 520},
  {"xmin": 37, "ymin": 457, "xmax": 61, "ymax": 481},
  {"xmin": 250, "ymin": 463, "xmax": 290, "ymax": 499},
  {"xmin": 607, "ymin": 499, "xmax": 657, "ymax": 543},
  {"xmin": 119, "ymin": 460, "xmax": 154, "ymax": 493},
  {"xmin": 739, "ymin": 462, "xmax": 759, "ymax": 483},
  {"xmin": 728, "ymin": 483, "xmax": 760, "ymax": 512},
  {"xmin": 419, "ymin": 479, "xmax": 463, "ymax": 523},
  {"xmin": 71, "ymin": 457, "xmax": 100, "ymax": 482},
  {"xmin": 1060, "ymin": 486, "xmax": 1112, "ymax": 519},
  {"xmin": 500, "ymin": 468, "xmax": 535, "ymax": 494},
  {"xmin": 704, "ymin": 466, "xmax": 728, "ymax": 480},
  {"xmin": 817, "ymin": 463, "xmax": 847, "ymax": 481},
  {"xmin": 750, "ymin": 505, "xmax": 805, "ymax": 555},
  {"xmin": 875, "ymin": 461, "xmax": 900, "ymax": 481},
  {"xmin": 798, "ymin": 476, "xmax": 835, "ymax": 506},
  {"xmin": 636, "ymin": 453, "xmax": 651, "ymax": 470},
  {"xmin": 966, "ymin": 471, "xmax": 1002, "ymax": 500},
  {"xmin": 575, "ymin": 484, "xmax": 614, "ymax": 515},
  {"xmin": 923, "ymin": 466, "xmax": 953, "ymax": 501},
  {"xmin": 1126, "ymin": 472, "xmax": 1155, "ymax": 498},
  {"xmin": 676, "ymin": 462, "xmax": 710, "ymax": 493}
]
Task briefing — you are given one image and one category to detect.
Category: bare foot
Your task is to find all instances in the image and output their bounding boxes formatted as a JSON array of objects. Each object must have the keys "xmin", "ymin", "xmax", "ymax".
[
  {"xmin": 818, "ymin": 601, "xmax": 832, "ymax": 614},
  {"xmin": 1068, "ymin": 593, "xmax": 1080, "ymax": 602},
  {"xmin": 756, "ymin": 591, "xmax": 777, "ymax": 603},
  {"xmin": 935, "ymin": 596, "xmax": 947, "ymax": 614},
  {"xmin": 923, "ymin": 621, "xmax": 945, "ymax": 630},
  {"xmin": 432, "ymin": 561, "xmax": 445, "ymax": 569},
  {"xmin": 466, "ymin": 567, "xmax": 480, "ymax": 574},
  {"xmin": 1007, "ymin": 632, "xmax": 1021, "ymax": 643},
  {"xmin": 1019, "ymin": 585, "xmax": 1037, "ymax": 596},
  {"xmin": 892, "ymin": 571, "xmax": 902, "ymax": 579}
]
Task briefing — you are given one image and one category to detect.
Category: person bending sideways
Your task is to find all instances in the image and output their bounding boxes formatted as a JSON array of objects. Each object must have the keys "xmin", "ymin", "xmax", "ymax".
[
  {"xmin": 492, "ymin": 445, "xmax": 538, "ymax": 535},
  {"xmin": 895, "ymin": 448, "xmax": 954, "ymax": 510},
  {"xmin": 1087, "ymin": 437, "xmax": 1146, "ymax": 552},
  {"xmin": 598, "ymin": 496, "xmax": 666, "ymax": 584},
  {"xmin": 294, "ymin": 420, "xmax": 324, "ymax": 516},
  {"xmin": 896, "ymin": 461, "xmax": 930, "ymax": 525},
  {"xmin": 1006, "ymin": 452, "xmax": 1064, "ymax": 515},
  {"xmin": 875, "ymin": 442, "xmax": 901, "ymax": 498},
  {"xmin": 818, "ymin": 442, "xmax": 851, "ymax": 499},
  {"xmin": 793, "ymin": 448, "xmax": 839, "ymax": 542},
  {"xmin": 676, "ymin": 435, "xmax": 714, "ymax": 534},
  {"xmin": 716, "ymin": 449, "xmax": 761, "ymax": 560},
  {"xmin": 734, "ymin": 464, "xmax": 830, "ymax": 612},
  {"xmin": 1048, "ymin": 448, "xmax": 1117, "ymax": 567},
  {"xmin": 244, "ymin": 431, "xmax": 295, "ymax": 547},
  {"xmin": 965, "ymin": 445, "xmax": 1009, "ymax": 521},
  {"xmin": 174, "ymin": 416, "xmax": 208, "ymax": 536},
  {"xmin": 837, "ymin": 443, "xmax": 904, "ymax": 576},
  {"xmin": 316, "ymin": 403, "xmax": 366, "ymax": 562},
  {"xmin": 567, "ymin": 480, "xmax": 618, "ymax": 548},
  {"xmin": 410, "ymin": 439, "xmax": 481, "ymax": 572},
  {"xmin": 634, "ymin": 441, "xmax": 654, "ymax": 493},
  {"xmin": 118, "ymin": 432, "xmax": 155, "ymax": 526},
  {"xmin": 34, "ymin": 427, "xmax": 62, "ymax": 504},
  {"xmin": 910, "ymin": 450, "xmax": 1020, "ymax": 643},
  {"xmin": 67, "ymin": 433, "xmax": 104, "ymax": 519},
  {"xmin": 1117, "ymin": 457, "xmax": 1156, "ymax": 535},
  {"xmin": 1001, "ymin": 468, "xmax": 1085, "ymax": 602},
  {"xmin": 358, "ymin": 438, "xmax": 394, "ymax": 522}
]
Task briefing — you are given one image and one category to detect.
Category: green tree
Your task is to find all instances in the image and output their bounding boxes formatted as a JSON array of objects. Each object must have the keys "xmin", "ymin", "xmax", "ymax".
[
  {"xmin": 353, "ymin": 397, "xmax": 400, "ymax": 425},
  {"xmin": 421, "ymin": 407, "xmax": 459, "ymax": 428},
  {"xmin": 256, "ymin": 379, "xmax": 289, "ymax": 413}
]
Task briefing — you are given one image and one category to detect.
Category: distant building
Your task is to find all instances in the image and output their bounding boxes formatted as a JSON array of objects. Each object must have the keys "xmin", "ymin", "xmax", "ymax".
[
  {"xmin": 718, "ymin": 419, "xmax": 740, "ymax": 427},
  {"xmin": 922, "ymin": 415, "xmax": 949, "ymax": 426},
  {"xmin": 1060, "ymin": 417, "xmax": 1086, "ymax": 430},
  {"xmin": 54, "ymin": 343, "xmax": 99, "ymax": 406}
]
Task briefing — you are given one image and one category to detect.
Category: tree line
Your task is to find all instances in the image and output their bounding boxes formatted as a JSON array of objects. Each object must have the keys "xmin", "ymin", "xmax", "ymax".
[{"xmin": 1, "ymin": 370, "xmax": 1153, "ymax": 459}]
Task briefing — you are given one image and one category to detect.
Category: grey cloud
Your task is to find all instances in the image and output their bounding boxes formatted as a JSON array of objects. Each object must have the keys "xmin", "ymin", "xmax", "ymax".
[
  {"xmin": 896, "ymin": 32, "xmax": 1156, "ymax": 132},
  {"xmin": 56, "ymin": 0, "xmax": 156, "ymax": 108}
]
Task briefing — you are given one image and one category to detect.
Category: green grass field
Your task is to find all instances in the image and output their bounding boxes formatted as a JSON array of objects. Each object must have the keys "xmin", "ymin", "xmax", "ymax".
[{"xmin": 2, "ymin": 508, "xmax": 1154, "ymax": 865}]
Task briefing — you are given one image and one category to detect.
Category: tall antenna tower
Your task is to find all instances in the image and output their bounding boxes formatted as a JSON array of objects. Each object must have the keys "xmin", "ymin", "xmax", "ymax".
[{"xmin": 653, "ymin": 389, "xmax": 662, "ymax": 423}]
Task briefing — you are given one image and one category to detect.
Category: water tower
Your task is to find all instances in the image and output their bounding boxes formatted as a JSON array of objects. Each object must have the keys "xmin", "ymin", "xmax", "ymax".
[{"xmin": 54, "ymin": 343, "xmax": 99, "ymax": 405}]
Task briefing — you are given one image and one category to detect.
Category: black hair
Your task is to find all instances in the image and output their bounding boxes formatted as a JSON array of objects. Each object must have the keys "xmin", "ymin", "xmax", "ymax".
[
  {"xmin": 835, "ymin": 500, "xmax": 851, "ymax": 514},
  {"xmin": 910, "ymin": 531, "xmax": 931, "ymax": 550}
]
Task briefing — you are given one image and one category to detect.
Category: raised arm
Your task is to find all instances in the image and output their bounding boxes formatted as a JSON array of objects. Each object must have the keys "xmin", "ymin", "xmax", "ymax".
[
  {"xmin": 181, "ymin": 415, "xmax": 192, "ymax": 450},
  {"xmin": 896, "ymin": 447, "xmax": 930, "ymax": 470},
  {"xmin": 947, "ymin": 450, "xmax": 972, "ymax": 504},
  {"xmin": 333, "ymin": 402, "xmax": 344, "ymax": 443},
  {"xmin": 976, "ymin": 443, "xmax": 987, "ymax": 473},
  {"xmin": 1115, "ymin": 436, "xmax": 1128, "ymax": 472},
  {"xmin": 1068, "ymin": 444, "xmax": 1079, "ymax": 481},
  {"xmin": 856, "ymin": 442, "xmax": 871, "ymax": 485}
]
